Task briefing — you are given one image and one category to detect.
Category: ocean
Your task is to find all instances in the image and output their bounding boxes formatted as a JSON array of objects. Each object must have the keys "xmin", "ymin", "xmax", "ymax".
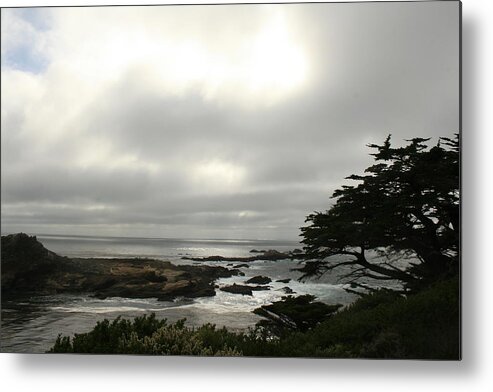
[{"xmin": 1, "ymin": 234, "xmax": 358, "ymax": 353}]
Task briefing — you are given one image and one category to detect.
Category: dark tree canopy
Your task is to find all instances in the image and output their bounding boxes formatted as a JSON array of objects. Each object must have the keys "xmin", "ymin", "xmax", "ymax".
[
  {"xmin": 298, "ymin": 134, "xmax": 459, "ymax": 292},
  {"xmin": 253, "ymin": 295, "xmax": 342, "ymax": 337}
]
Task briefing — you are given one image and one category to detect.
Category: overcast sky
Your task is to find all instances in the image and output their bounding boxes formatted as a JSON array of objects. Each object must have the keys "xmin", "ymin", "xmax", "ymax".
[{"xmin": 1, "ymin": 2, "xmax": 459, "ymax": 240}]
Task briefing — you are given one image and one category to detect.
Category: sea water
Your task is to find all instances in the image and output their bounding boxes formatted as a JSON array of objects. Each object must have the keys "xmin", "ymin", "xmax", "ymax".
[{"xmin": 0, "ymin": 234, "xmax": 357, "ymax": 353}]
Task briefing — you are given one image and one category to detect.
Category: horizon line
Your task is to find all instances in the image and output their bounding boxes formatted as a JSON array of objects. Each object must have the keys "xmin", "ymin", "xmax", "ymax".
[{"xmin": 0, "ymin": 231, "xmax": 301, "ymax": 244}]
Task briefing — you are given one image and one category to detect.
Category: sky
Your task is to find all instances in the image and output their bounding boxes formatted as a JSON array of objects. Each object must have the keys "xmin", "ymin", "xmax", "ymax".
[{"xmin": 0, "ymin": 1, "xmax": 460, "ymax": 240}]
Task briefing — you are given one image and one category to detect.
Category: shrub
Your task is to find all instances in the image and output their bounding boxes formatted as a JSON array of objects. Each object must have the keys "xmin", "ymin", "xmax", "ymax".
[{"xmin": 49, "ymin": 276, "xmax": 459, "ymax": 359}]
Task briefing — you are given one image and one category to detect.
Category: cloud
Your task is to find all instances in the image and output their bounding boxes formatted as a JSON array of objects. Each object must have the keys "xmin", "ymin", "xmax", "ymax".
[{"xmin": 1, "ymin": 2, "xmax": 459, "ymax": 240}]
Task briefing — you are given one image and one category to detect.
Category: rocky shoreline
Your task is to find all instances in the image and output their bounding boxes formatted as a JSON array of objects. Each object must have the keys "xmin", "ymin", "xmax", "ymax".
[
  {"xmin": 1, "ymin": 233, "xmax": 239, "ymax": 301},
  {"xmin": 181, "ymin": 248, "xmax": 301, "ymax": 263}
]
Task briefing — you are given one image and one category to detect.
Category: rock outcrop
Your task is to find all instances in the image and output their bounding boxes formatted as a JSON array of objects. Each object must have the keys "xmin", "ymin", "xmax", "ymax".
[
  {"xmin": 182, "ymin": 249, "xmax": 292, "ymax": 263},
  {"xmin": 1, "ymin": 233, "xmax": 238, "ymax": 301},
  {"xmin": 219, "ymin": 283, "xmax": 271, "ymax": 296},
  {"xmin": 245, "ymin": 275, "xmax": 272, "ymax": 285}
]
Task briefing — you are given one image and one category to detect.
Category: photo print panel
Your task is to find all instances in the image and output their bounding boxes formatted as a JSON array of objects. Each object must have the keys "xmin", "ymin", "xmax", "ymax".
[{"xmin": 1, "ymin": 1, "xmax": 461, "ymax": 358}]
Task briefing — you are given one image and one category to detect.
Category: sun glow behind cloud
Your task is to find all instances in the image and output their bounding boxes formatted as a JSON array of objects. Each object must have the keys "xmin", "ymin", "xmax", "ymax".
[
  {"xmin": 192, "ymin": 160, "xmax": 247, "ymax": 194},
  {"xmin": 40, "ymin": 7, "xmax": 310, "ymax": 107},
  {"xmin": 246, "ymin": 15, "xmax": 308, "ymax": 98}
]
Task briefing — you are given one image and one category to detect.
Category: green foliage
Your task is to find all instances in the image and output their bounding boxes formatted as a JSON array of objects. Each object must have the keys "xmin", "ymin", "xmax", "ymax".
[
  {"xmin": 48, "ymin": 276, "xmax": 459, "ymax": 359},
  {"xmin": 274, "ymin": 277, "xmax": 460, "ymax": 359},
  {"xmin": 118, "ymin": 323, "xmax": 242, "ymax": 356},
  {"xmin": 299, "ymin": 134, "xmax": 459, "ymax": 292},
  {"xmin": 49, "ymin": 313, "xmax": 245, "ymax": 355},
  {"xmin": 49, "ymin": 313, "xmax": 169, "ymax": 354},
  {"xmin": 49, "ymin": 314, "xmax": 243, "ymax": 356}
]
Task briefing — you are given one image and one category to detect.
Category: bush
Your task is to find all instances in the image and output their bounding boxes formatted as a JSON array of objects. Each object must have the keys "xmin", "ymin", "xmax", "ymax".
[
  {"xmin": 272, "ymin": 277, "xmax": 460, "ymax": 359},
  {"xmin": 49, "ymin": 276, "xmax": 459, "ymax": 359}
]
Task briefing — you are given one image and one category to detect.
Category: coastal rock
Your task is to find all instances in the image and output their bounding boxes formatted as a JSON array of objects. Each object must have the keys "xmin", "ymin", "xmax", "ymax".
[
  {"xmin": 1, "ymin": 233, "xmax": 238, "ymax": 301},
  {"xmin": 220, "ymin": 284, "xmax": 254, "ymax": 296},
  {"xmin": 245, "ymin": 275, "xmax": 272, "ymax": 285},
  {"xmin": 262, "ymin": 250, "xmax": 284, "ymax": 257},
  {"xmin": 220, "ymin": 284, "xmax": 271, "ymax": 296},
  {"xmin": 1, "ymin": 233, "xmax": 68, "ymax": 293},
  {"xmin": 279, "ymin": 286, "xmax": 295, "ymax": 294},
  {"xmin": 276, "ymin": 278, "xmax": 291, "ymax": 284},
  {"xmin": 182, "ymin": 249, "xmax": 291, "ymax": 263},
  {"xmin": 252, "ymin": 285, "xmax": 271, "ymax": 291}
]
